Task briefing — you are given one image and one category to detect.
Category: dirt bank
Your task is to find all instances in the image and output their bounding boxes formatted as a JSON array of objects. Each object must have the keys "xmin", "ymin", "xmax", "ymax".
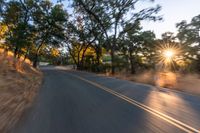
[{"xmin": 0, "ymin": 51, "xmax": 43, "ymax": 133}]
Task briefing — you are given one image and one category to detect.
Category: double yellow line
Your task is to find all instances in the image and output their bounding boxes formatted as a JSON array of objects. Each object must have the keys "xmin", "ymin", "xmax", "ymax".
[{"xmin": 69, "ymin": 73, "xmax": 199, "ymax": 133}]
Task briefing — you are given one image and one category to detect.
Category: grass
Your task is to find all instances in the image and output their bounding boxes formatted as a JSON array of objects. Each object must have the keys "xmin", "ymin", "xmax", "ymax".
[
  {"xmin": 0, "ymin": 49, "xmax": 43, "ymax": 133},
  {"xmin": 103, "ymin": 70, "xmax": 200, "ymax": 96}
]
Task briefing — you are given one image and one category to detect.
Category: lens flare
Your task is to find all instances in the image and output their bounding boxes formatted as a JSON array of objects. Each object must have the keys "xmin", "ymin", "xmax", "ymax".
[
  {"xmin": 162, "ymin": 48, "xmax": 176, "ymax": 64},
  {"xmin": 154, "ymin": 43, "xmax": 183, "ymax": 88},
  {"xmin": 163, "ymin": 49, "xmax": 174, "ymax": 59},
  {"xmin": 155, "ymin": 43, "xmax": 182, "ymax": 70}
]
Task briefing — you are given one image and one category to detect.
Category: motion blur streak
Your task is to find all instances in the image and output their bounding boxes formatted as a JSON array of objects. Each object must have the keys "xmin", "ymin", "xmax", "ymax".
[{"xmin": 70, "ymin": 74, "xmax": 200, "ymax": 133}]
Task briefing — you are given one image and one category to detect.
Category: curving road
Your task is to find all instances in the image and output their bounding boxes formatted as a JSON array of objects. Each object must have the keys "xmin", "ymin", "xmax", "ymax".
[{"xmin": 11, "ymin": 67, "xmax": 200, "ymax": 133}]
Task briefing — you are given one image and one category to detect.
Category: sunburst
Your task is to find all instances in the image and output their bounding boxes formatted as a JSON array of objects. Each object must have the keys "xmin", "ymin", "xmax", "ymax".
[{"xmin": 155, "ymin": 42, "xmax": 182, "ymax": 71}]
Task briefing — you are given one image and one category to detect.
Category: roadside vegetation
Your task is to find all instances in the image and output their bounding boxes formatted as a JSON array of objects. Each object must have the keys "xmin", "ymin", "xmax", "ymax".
[
  {"xmin": 0, "ymin": 0, "xmax": 199, "ymax": 74},
  {"xmin": 110, "ymin": 71, "xmax": 200, "ymax": 95},
  {"xmin": 0, "ymin": 48, "xmax": 42, "ymax": 132}
]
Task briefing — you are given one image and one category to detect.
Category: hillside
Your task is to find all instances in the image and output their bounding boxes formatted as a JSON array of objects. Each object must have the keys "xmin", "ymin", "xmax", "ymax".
[{"xmin": 0, "ymin": 49, "xmax": 42, "ymax": 133}]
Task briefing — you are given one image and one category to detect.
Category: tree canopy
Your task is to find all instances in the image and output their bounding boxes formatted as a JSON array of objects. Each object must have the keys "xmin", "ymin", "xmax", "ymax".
[{"xmin": 0, "ymin": 0, "xmax": 199, "ymax": 74}]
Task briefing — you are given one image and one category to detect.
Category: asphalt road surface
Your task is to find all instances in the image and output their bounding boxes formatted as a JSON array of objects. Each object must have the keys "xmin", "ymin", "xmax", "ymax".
[{"xmin": 11, "ymin": 67, "xmax": 200, "ymax": 133}]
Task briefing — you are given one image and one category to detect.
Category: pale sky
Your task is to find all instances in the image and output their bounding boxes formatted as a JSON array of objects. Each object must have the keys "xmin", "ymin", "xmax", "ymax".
[
  {"xmin": 53, "ymin": 0, "xmax": 200, "ymax": 39},
  {"xmin": 139, "ymin": 0, "xmax": 200, "ymax": 38}
]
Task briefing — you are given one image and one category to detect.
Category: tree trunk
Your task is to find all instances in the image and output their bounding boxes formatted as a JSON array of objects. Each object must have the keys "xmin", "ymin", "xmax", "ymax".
[
  {"xmin": 33, "ymin": 42, "xmax": 44, "ymax": 68},
  {"xmin": 111, "ymin": 48, "xmax": 115, "ymax": 75},
  {"xmin": 130, "ymin": 59, "xmax": 136, "ymax": 74},
  {"xmin": 23, "ymin": 47, "xmax": 30, "ymax": 62},
  {"xmin": 13, "ymin": 46, "xmax": 19, "ymax": 69},
  {"xmin": 125, "ymin": 55, "xmax": 129, "ymax": 73},
  {"xmin": 76, "ymin": 62, "xmax": 83, "ymax": 70},
  {"xmin": 23, "ymin": 50, "xmax": 28, "ymax": 62},
  {"xmin": 129, "ymin": 51, "xmax": 136, "ymax": 74},
  {"xmin": 96, "ymin": 52, "xmax": 100, "ymax": 65},
  {"xmin": 79, "ymin": 44, "xmax": 90, "ymax": 70},
  {"xmin": 197, "ymin": 55, "xmax": 200, "ymax": 73},
  {"xmin": 33, "ymin": 53, "xmax": 38, "ymax": 68},
  {"xmin": 95, "ymin": 47, "xmax": 101, "ymax": 72},
  {"xmin": 3, "ymin": 48, "xmax": 8, "ymax": 57},
  {"xmin": 14, "ymin": 46, "xmax": 18, "ymax": 58}
]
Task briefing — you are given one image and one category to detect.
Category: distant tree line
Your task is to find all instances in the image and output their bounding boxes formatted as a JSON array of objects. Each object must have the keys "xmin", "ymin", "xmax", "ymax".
[{"xmin": 0, "ymin": 0, "xmax": 200, "ymax": 74}]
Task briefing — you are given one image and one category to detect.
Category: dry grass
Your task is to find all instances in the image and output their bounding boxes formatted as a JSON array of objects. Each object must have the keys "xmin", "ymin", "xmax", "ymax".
[
  {"xmin": 0, "ymin": 50, "xmax": 42, "ymax": 133},
  {"xmin": 104, "ymin": 70, "xmax": 200, "ymax": 96},
  {"xmin": 176, "ymin": 74, "xmax": 200, "ymax": 95}
]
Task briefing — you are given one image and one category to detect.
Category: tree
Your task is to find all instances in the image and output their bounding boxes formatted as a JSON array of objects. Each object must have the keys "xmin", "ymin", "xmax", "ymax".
[
  {"xmin": 40, "ymin": 47, "xmax": 62, "ymax": 65},
  {"xmin": 0, "ymin": 0, "xmax": 4, "ymax": 16},
  {"xmin": 120, "ymin": 21, "xmax": 156, "ymax": 73},
  {"xmin": 0, "ymin": 0, "xmax": 68, "ymax": 67},
  {"xmin": 161, "ymin": 32, "xmax": 176, "ymax": 42},
  {"xmin": 176, "ymin": 14, "xmax": 200, "ymax": 72},
  {"xmin": 31, "ymin": 1, "xmax": 68, "ymax": 67},
  {"xmin": 0, "ymin": 23, "xmax": 7, "ymax": 46},
  {"xmin": 66, "ymin": 14, "xmax": 99, "ymax": 70},
  {"xmin": 1, "ymin": 0, "xmax": 36, "ymax": 59},
  {"xmin": 73, "ymin": 0, "xmax": 161, "ymax": 74}
]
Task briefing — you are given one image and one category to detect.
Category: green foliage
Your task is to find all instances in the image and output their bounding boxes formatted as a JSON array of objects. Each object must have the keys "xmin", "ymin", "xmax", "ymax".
[
  {"xmin": 0, "ymin": 0, "xmax": 68, "ymax": 67},
  {"xmin": 118, "ymin": 21, "xmax": 156, "ymax": 73},
  {"xmin": 176, "ymin": 14, "xmax": 200, "ymax": 72},
  {"xmin": 72, "ymin": 0, "xmax": 162, "ymax": 74},
  {"xmin": 0, "ymin": 0, "xmax": 200, "ymax": 74}
]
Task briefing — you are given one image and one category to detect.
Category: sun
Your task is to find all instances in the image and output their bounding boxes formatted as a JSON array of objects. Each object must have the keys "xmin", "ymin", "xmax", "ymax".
[
  {"xmin": 155, "ymin": 43, "xmax": 182, "ymax": 69},
  {"xmin": 163, "ymin": 49, "xmax": 175, "ymax": 59}
]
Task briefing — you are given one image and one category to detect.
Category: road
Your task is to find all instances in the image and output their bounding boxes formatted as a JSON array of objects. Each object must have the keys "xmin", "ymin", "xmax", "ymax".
[{"xmin": 11, "ymin": 67, "xmax": 200, "ymax": 133}]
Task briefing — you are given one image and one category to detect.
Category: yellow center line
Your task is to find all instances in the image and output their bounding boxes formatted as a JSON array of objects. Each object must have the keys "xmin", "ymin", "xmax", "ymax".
[{"xmin": 69, "ymin": 73, "xmax": 199, "ymax": 133}]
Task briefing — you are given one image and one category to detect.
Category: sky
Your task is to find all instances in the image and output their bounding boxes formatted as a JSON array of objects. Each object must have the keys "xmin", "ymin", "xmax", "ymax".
[
  {"xmin": 138, "ymin": 0, "xmax": 200, "ymax": 38},
  {"xmin": 53, "ymin": 0, "xmax": 200, "ymax": 39}
]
